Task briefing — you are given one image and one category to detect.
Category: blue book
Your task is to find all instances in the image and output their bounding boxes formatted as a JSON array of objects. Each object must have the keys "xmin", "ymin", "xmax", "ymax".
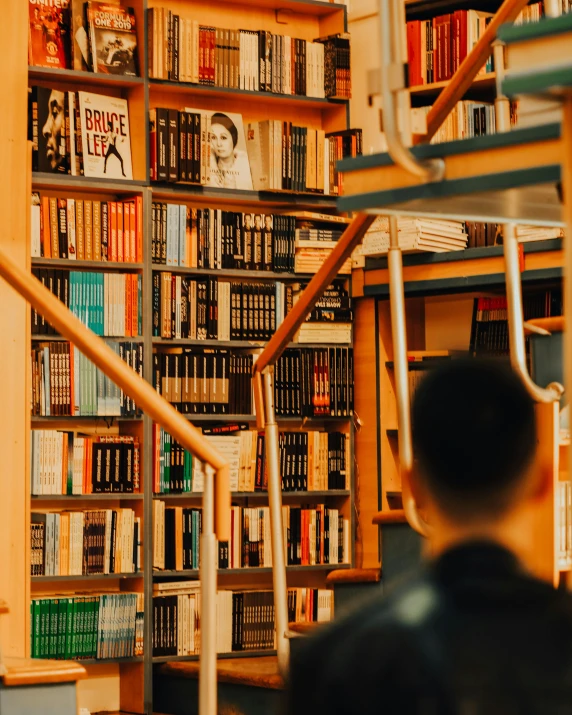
[{"xmin": 179, "ymin": 204, "xmax": 187, "ymax": 266}]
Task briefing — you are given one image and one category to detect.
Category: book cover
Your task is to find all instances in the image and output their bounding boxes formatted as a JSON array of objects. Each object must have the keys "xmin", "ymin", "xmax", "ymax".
[
  {"xmin": 85, "ymin": 2, "xmax": 138, "ymax": 76},
  {"xmin": 184, "ymin": 107, "xmax": 253, "ymax": 190},
  {"xmin": 34, "ymin": 86, "xmax": 68, "ymax": 174},
  {"xmin": 29, "ymin": 0, "xmax": 71, "ymax": 69},
  {"xmin": 78, "ymin": 91, "xmax": 133, "ymax": 179}
]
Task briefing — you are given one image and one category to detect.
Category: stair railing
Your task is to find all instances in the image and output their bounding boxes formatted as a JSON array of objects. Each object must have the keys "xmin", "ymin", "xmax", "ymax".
[{"xmin": 0, "ymin": 251, "xmax": 229, "ymax": 715}]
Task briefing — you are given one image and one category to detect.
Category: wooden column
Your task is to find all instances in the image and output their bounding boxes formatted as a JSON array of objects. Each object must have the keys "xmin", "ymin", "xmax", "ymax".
[{"xmin": 0, "ymin": 3, "xmax": 31, "ymax": 657}]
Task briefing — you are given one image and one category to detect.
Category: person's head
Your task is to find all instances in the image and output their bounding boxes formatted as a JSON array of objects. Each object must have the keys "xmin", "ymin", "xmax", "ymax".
[
  {"xmin": 42, "ymin": 89, "xmax": 65, "ymax": 170},
  {"xmin": 254, "ymin": 214, "xmax": 262, "ymax": 229},
  {"xmin": 244, "ymin": 214, "xmax": 252, "ymax": 229},
  {"xmin": 210, "ymin": 113, "xmax": 238, "ymax": 160},
  {"xmin": 264, "ymin": 215, "xmax": 272, "ymax": 229},
  {"xmin": 410, "ymin": 358, "xmax": 547, "ymax": 539}
]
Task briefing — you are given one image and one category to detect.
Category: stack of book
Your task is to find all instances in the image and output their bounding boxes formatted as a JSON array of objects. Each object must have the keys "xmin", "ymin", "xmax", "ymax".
[
  {"xmin": 406, "ymin": 10, "xmax": 493, "ymax": 86},
  {"xmin": 153, "ymin": 503, "xmax": 348, "ymax": 570},
  {"xmin": 29, "ymin": 88, "xmax": 133, "ymax": 180},
  {"xmin": 465, "ymin": 222, "xmax": 500, "ymax": 248},
  {"xmin": 152, "ymin": 583, "xmax": 333, "ymax": 657},
  {"xmin": 30, "ymin": 508, "xmax": 141, "ymax": 576},
  {"xmin": 153, "ymin": 350, "xmax": 253, "ymax": 415},
  {"xmin": 284, "ymin": 212, "xmax": 351, "ymax": 275},
  {"xmin": 293, "ymin": 281, "xmax": 352, "ymax": 344},
  {"xmin": 360, "ymin": 217, "xmax": 468, "ymax": 255},
  {"xmin": 28, "ymin": 2, "xmax": 139, "ymax": 75},
  {"xmin": 275, "ymin": 347, "xmax": 354, "ymax": 418},
  {"xmin": 558, "ymin": 481, "xmax": 572, "ymax": 570},
  {"xmin": 151, "ymin": 205, "xmax": 297, "ymax": 271},
  {"xmin": 147, "ymin": 13, "xmax": 350, "ymax": 99},
  {"xmin": 153, "ymin": 425, "xmax": 349, "ymax": 494},
  {"xmin": 30, "ymin": 593, "xmax": 144, "ymax": 660},
  {"xmin": 30, "ymin": 193, "xmax": 143, "ymax": 262},
  {"xmin": 154, "ymin": 275, "xmax": 293, "ymax": 342},
  {"xmin": 515, "ymin": 225, "xmax": 563, "ymax": 243},
  {"xmin": 31, "ymin": 432, "xmax": 141, "ymax": 496}
]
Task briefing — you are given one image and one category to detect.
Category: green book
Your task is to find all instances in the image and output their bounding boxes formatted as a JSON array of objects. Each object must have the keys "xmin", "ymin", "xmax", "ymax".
[
  {"xmin": 76, "ymin": 596, "xmax": 85, "ymax": 658},
  {"xmin": 48, "ymin": 598, "xmax": 59, "ymax": 659},
  {"xmin": 184, "ymin": 449, "xmax": 192, "ymax": 492},
  {"xmin": 64, "ymin": 598, "xmax": 75, "ymax": 660},
  {"xmin": 57, "ymin": 598, "xmax": 68, "ymax": 658},
  {"xmin": 71, "ymin": 596, "xmax": 80, "ymax": 659},
  {"xmin": 39, "ymin": 598, "xmax": 50, "ymax": 657},
  {"xmin": 31, "ymin": 599, "xmax": 41, "ymax": 658}
]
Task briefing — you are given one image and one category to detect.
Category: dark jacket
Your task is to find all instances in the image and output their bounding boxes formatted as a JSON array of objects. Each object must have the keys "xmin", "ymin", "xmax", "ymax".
[{"xmin": 286, "ymin": 542, "xmax": 572, "ymax": 715}]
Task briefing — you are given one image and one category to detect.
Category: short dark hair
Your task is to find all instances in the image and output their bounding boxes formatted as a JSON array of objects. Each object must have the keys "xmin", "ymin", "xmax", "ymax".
[
  {"xmin": 411, "ymin": 358, "xmax": 536, "ymax": 520},
  {"xmin": 210, "ymin": 112, "xmax": 238, "ymax": 147}
]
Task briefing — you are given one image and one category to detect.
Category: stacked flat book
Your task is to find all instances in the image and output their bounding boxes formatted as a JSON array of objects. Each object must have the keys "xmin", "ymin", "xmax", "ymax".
[
  {"xmin": 360, "ymin": 217, "xmax": 468, "ymax": 256},
  {"xmin": 515, "ymin": 225, "xmax": 562, "ymax": 242}
]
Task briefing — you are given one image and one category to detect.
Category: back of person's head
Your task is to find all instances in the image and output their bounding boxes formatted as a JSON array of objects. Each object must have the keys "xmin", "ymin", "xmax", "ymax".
[{"xmin": 411, "ymin": 358, "xmax": 537, "ymax": 522}]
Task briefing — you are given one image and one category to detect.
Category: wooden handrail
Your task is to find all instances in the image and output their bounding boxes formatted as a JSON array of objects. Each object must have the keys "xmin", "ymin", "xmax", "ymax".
[
  {"xmin": 253, "ymin": 213, "xmax": 375, "ymax": 374},
  {"xmin": 0, "ymin": 250, "xmax": 230, "ymax": 541},
  {"xmin": 372, "ymin": 509, "xmax": 407, "ymax": 525},
  {"xmin": 417, "ymin": 0, "xmax": 531, "ymax": 144}
]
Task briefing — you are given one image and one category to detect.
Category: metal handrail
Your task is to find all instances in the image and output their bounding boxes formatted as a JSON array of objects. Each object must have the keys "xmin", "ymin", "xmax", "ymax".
[
  {"xmin": 378, "ymin": 0, "xmax": 444, "ymax": 180},
  {"xmin": 503, "ymin": 225, "xmax": 564, "ymax": 403},
  {"xmin": 387, "ymin": 217, "xmax": 430, "ymax": 537},
  {"xmin": 0, "ymin": 251, "xmax": 228, "ymax": 715}
]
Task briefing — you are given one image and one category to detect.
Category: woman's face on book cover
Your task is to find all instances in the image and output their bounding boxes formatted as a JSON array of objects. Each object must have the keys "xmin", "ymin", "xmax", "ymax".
[
  {"xmin": 42, "ymin": 89, "xmax": 65, "ymax": 170},
  {"xmin": 211, "ymin": 122, "xmax": 234, "ymax": 161}
]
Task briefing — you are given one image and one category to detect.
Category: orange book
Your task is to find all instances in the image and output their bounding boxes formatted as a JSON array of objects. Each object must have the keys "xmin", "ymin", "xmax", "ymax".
[
  {"xmin": 83, "ymin": 436, "xmax": 92, "ymax": 494},
  {"xmin": 61, "ymin": 433, "xmax": 68, "ymax": 493},
  {"xmin": 75, "ymin": 199, "xmax": 84, "ymax": 260},
  {"xmin": 133, "ymin": 274, "xmax": 139, "ymax": 336},
  {"xmin": 69, "ymin": 346, "xmax": 75, "ymax": 416},
  {"xmin": 109, "ymin": 202, "xmax": 118, "ymax": 261},
  {"xmin": 84, "ymin": 200, "xmax": 93, "ymax": 260},
  {"xmin": 117, "ymin": 202, "xmax": 124, "ymax": 262},
  {"xmin": 41, "ymin": 196, "xmax": 51, "ymax": 258},
  {"xmin": 135, "ymin": 196, "xmax": 143, "ymax": 263},
  {"xmin": 123, "ymin": 201, "xmax": 131, "ymax": 263}
]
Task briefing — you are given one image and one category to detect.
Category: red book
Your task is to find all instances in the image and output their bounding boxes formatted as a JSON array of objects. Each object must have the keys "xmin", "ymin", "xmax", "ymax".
[
  {"xmin": 28, "ymin": 0, "xmax": 70, "ymax": 69},
  {"xmin": 407, "ymin": 21, "xmax": 423, "ymax": 87},
  {"xmin": 442, "ymin": 14, "xmax": 452, "ymax": 80},
  {"xmin": 452, "ymin": 10, "xmax": 468, "ymax": 74}
]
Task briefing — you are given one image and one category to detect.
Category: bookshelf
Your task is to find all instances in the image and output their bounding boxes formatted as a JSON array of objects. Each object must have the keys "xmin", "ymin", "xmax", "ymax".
[{"xmin": 25, "ymin": 0, "xmax": 355, "ymax": 712}]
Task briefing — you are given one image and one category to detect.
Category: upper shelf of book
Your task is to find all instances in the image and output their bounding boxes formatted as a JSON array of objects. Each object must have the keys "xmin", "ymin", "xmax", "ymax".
[
  {"xmin": 405, "ymin": 0, "xmax": 514, "ymax": 19},
  {"xmin": 208, "ymin": 0, "xmax": 347, "ymax": 15}
]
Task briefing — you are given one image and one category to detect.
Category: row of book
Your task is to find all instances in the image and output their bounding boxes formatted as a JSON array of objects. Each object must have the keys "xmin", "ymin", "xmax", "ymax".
[
  {"xmin": 469, "ymin": 289, "xmax": 562, "ymax": 357},
  {"xmin": 31, "ymin": 269, "xmax": 142, "ymax": 337},
  {"xmin": 31, "ymin": 341, "xmax": 143, "ymax": 417},
  {"xmin": 29, "ymin": 1, "xmax": 139, "ymax": 76},
  {"xmin": 406, "ymin": 10, "xmax": 494, "ymax": 86},
  {"xmin": 30, "ymin": 508, "xmax": 141, "ymax": 577},
  {"xmin": 412, "ymin": 102, "xmax": 515, "ymax": 145},
  {"xmin": 153, "ymin": 503, "xmax": 348, "ymax": 570},
  {"xmin": 275, "ymin": 348, "xmax": 354, "ymax": 418},
  {"xmin": 360, "ymin": 217, "xmax": 468, "ymax": 256},
  {"xmin": 154, "ymin": 275, "xmax": 292, "ymax": 342},
  {"xmin": 31, "ymin": 431, "xmax": 141, "ymax": 496},
  {"xmin": 30, "ymin": 193, "xmax": 143, "ymax": 262},
  {"xmin": 148, "ymin": 11, "xmax": 350, "ymax": 99},
  {"xmin": 29, "ymin": 87, "xmax": 133, "ymax": 180},
  {"xmin": 30, "ymin": 593, "xmax": 144, "ymax": 660},
  {"xmin": 149, "ymin": 107, "xmax": 361, "ymax": 196},
  {"xmin": 558, "ymin": 481, "xmax": 572, "ymax": 570},
  {"xmin": 153, "ymin": 425, "xmax": 349, "ymax": 494},
  {"xmin": 152, "ymin": 581, "xmax": 333, "ymax": 656},
  {"xmin": 153, "ymin": 350, "xmax": 253, "ymax": 416}
]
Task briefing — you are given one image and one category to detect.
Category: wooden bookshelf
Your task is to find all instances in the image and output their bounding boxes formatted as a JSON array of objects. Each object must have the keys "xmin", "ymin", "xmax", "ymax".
[{"xmin": 24, "ymin": 0, "xmax": 355, "ymax": 711}]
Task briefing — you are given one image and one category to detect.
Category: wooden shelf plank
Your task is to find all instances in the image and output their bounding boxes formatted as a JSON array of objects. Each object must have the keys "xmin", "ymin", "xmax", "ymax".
[
  {"xmin": 31, "ymin": 573, "xmax": 143, "ymax": 582},
  {"xmin": 153, "ymin": 490, "xmax": 350, "ymax": 499},
  {"xmin": 409, "ymin": 72, "xmax": 496, "ymax": 99},
  {"xmin": 152, "ymin": 649, "xmax": 278, "ymax": 664},
  {"xmin": 151, "ymin": 266, "xmax": 312, "ymax": 280},
  {"xmin": 32, "ymin": 173, "xmax": 148, "ymax": 193},
  {"xmin": 152, "ymin": 338, "xmax": 351, "ymax": 349},
  {"xmin": 32, "ymin": 335, "xmax": 144, "ymax": 342},
  {"xmin": 2, "ymin": 657, "xmax": 87, "ymax": 687},
  {"xmin": 28, "ymin": 67, "xmax": 144, "ymax": 88},
  {"xmin": 149, "ymin": 79, "xmax": 348, "ymax": 109},
  {"xmin": 372, "ymin": 509, "xmax": 407, "ymax": 525},
  {"xmin": 31, "ymin": 416, "xmax": 143, "ymax": 423},
  {"xmin": 32, "ymin": 259, "xmax": 144, "ymax": 271},
  {"xmin": 31, "ymin": 494, "xmax": 144, "ymax": 501},
  {"xmin": 153, "ymin": 563, "xmax": 351, "ymax": 578}
]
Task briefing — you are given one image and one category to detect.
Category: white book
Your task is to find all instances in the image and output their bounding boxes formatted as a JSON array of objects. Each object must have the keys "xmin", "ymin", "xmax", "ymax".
[
  {"xmin": 78, "ymin": 91, "xmax": 133, "ymax": 180},
  {"xmin": 239, "ymin": 31, "xmax": 246, "ymax": 90},
  {"xmin": 31, "ymin": 193, "xmax": 41, "ymax": 257},
  {"xmin": 175, "ymin": 275, "xmax": 182, "ymax": 339},
  {"xmin": 191, "ymin": 20, "xmax": 199, "ymax": 84},
  {"xmin": 66, "ymin": 198, "xmax": 77, "ymax": 259},
  {"xmin": 179, "ymin": 204, "xmax": 187, "ymax": 266},
  {"xmin": 68, "ymin": 91, "xmax": 77, "ymax": 176}
]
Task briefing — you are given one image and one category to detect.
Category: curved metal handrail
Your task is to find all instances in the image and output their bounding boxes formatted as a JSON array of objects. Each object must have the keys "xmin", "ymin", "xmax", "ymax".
[
  {"xmin": 503, "ymin": 224, "xmax": 564, "ymax": 403},
  {"xmin": 387, "ymin": 217, "xmax": 430, "ymax": 537},
  {"xmin": 0, "ymin": 250, "xmax": 228, "ymax": 715},
  {"xmin": 378, "ymin": 0, "xmax": 444, "ymax": 181}
]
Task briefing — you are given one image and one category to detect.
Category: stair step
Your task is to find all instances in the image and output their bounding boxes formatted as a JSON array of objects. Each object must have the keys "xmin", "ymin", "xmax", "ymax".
[
  {"xmin": 158, "ymin": 656, "xmax": 283, "ymax": 691},
  {"xmin": 326, "ymin": 568, "xmax": 380, "ymax": 585},
  {"xmin": 337, "ymin": 124, "xmax": 563, "ymax": 225},
  {"xmin": 288, "ymin": 621, "xmax": 323, "ymax": 635}
]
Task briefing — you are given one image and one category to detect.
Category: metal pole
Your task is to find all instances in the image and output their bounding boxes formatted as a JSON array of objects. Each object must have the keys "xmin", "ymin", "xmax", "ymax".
[
  {"xmin": 378, "ymin": 0, "xmax": 444, "ymax": 180},
  {"xmin": 503, "ymin": 224, "xmax": 564, "ymax": 403},
  {"xmin": 262, "ymin": 368, "xmax": 290, "ymax": 678},
  {"xmin": 387, "ymin": 217, "xmax": 429, "ymax": 537},
  {"xmin": 199, "ymin": 464, "xmax": 218, "ymax": 715},
  {"xmin": 493, "ymin": 41, "xmax": 511, "ymax": 134}
]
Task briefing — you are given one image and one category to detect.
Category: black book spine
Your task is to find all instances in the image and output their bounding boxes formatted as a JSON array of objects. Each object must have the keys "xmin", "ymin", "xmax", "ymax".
[
  {"xmin": 156, "ymin": 108, "xmax": 169, "ymax": 182},
  {"xmin": 168, "ymin": 109, "xmax": 179, "ymax": 182}
]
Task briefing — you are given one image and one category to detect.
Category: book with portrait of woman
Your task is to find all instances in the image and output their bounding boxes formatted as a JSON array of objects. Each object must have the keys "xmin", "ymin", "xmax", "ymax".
[{"xmin": 184, "ymin": 108, "xmax": 253, "ymax": 191}]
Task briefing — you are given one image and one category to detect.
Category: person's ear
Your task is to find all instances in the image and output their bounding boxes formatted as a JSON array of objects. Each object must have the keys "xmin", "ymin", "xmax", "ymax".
[{"xmin": 527, "ymin": 462, "xmax": 552, "ymax": 504}]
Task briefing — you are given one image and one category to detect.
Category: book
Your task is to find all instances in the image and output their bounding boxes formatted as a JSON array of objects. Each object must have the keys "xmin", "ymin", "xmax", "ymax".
[
  {"xmin": 28, "ymin": 0, "xmax": 71, "ymax": 69},
  {"xmin": 184, "ymin": 107, "xmax": 253, "ymax": 190},
  {"xmin": 70, "ymin": 0, "xmax": 89, "ymax": 70},
  {"xmin": 31, "ymin": 86, "xmax": 69, "ymax": 174},
  {"xmin": 85, "ymin": 2, "xmax": 139, "ymax": 76},
  {"xmin": 78, "ymin": 91, "xmax": 133, "ymax": 179}
]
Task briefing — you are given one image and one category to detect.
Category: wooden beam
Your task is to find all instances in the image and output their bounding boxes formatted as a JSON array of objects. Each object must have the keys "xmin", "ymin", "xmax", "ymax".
[
  {"xmin": 418, "ymin": 0, "xmax": 531, "ymax": 144},
  {"xmin": 372, "ymin": 509, "xmax": 407, "ymax": 524}
]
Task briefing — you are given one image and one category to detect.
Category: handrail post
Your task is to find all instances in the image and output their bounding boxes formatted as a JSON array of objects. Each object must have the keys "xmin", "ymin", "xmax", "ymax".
[
  {"xmin": 503, "ymin": 224, "xmax": 564, "ymax": 403},
  {"xmin": 378, "ymin": 0, "xmax": 444, "ymax": 180},
  {"xmin": 387, "ymin": 217, "xmax": 429, "ymax": 536},
  {"xmin": 262, "ymin": 368, "xmax": 290, "ymax": 678},
  {"xmin": 493, "ymin": 41, "xmax": 511, "ymax": 133},
  {"xmin": 199, "ymin": 463, "xmax": 218, "ymax": 715}
]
